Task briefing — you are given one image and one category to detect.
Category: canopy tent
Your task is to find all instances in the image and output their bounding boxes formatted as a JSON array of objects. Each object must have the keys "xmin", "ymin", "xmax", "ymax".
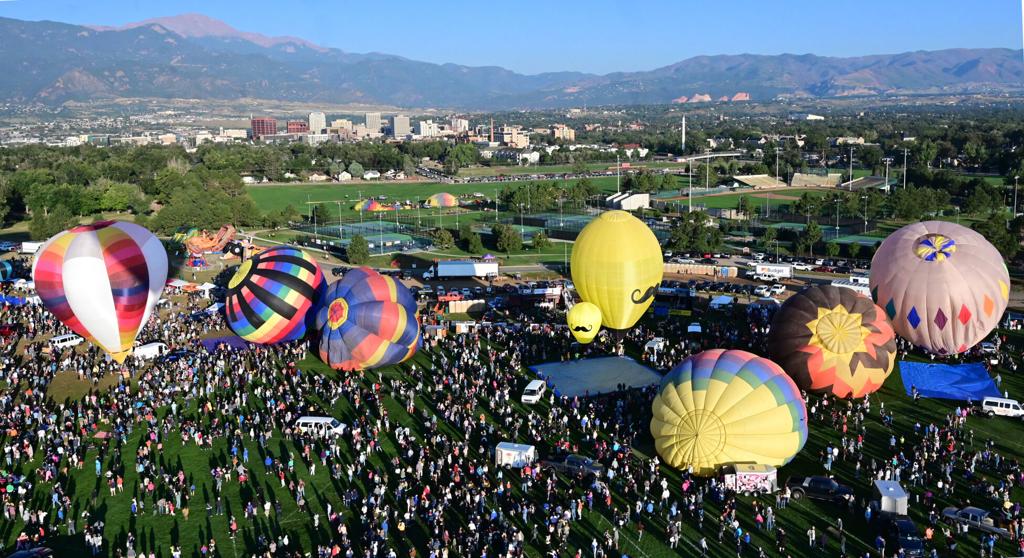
[
  {"xmin": 200, "ymin": 335, "xmax": 249, "ymax": 353},
  {"xmin": 899, "ymin": 361, "xmax": 1001, "ymax": 401},
  {"xmin": 709, "ymin": 295, "xmax": 734, "ymax": 309}
]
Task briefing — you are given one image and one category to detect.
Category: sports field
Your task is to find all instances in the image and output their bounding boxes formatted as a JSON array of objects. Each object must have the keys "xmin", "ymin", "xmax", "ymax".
[
  {"xmin": 246, "ymin": 176, "xmax": 624, "ymax": 217},
  {"xmin": 693, "ymin": 189, "xmax": 827, "ymax": 210}
]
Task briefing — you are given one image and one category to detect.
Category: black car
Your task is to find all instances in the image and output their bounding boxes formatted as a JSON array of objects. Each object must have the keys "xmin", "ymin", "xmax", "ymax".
[
  {"xmin": 699, "ymin": 258, "xmax": 718, "ymax": 265},
  {"xmin": 157, "ymin": 349, "xmax": 193, "ymax": 364},
  {"xmin": 540, "ymin": 454, "xmax": 605, "ymax": 479},
  {"xmin": 882, "ymin": 517, "xmax": 925, "ymax": 558},
  {"xmin": 785, "ymin": 476, "xmax": 854, "ymax": 503},
  {"xmin": 331, "ymin": 267, "xmax": 346, "ymax": 277}
]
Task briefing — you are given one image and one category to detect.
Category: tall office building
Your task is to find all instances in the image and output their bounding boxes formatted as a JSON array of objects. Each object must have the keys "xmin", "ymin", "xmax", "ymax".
[
  {"xmin": 308, "ymin": 112, "xmax": 327, "ymax": 133},
  {"xmin": 287, "ymin": 121, "xmax": 309, "ymax": 134},
  {"xmin": 450, "ymin": 117, "xmax": 470, "ymax": 134},
  {"xmin": 365, "ymin": 112, "xmax": 382, "ymax": 133},
  {"xmin": 417, "ymin": 120, "xmax": 439, "ymax": 138},
  {"xmin": 391, "ymin": 115, "xmax": 411, "ymax": 138},
  {"xmin": 250, "ymin": 117, "xmax": 277, "ymax": 140}
]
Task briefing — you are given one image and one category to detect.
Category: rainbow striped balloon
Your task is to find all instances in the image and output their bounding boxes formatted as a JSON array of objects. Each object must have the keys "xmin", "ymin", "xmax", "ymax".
[
  {"xmin": 32, "ymin": 221, "xmax": 168, "ymax": 363},
  {"xmin": 315, "ymin": 267, "xmax": 420, "ymax": 371},
  {"xmin": 224, "ymin": 246, "xmax": 325, "ymax": 344},
  {"xmin": 650, "ymin": 349, "xmax": 807, "ymax": 475}
]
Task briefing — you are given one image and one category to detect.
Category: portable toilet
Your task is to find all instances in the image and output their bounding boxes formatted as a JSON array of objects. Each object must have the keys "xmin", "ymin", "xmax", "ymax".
[{"xmin": 874, "ymin": 480, "xmax": 909, "ymax": 515}]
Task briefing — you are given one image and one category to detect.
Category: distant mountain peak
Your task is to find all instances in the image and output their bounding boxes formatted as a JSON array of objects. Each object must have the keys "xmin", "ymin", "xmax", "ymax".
[{"xmin": 87, "ymin": 13, "xmax": 329, "ymax": 52}]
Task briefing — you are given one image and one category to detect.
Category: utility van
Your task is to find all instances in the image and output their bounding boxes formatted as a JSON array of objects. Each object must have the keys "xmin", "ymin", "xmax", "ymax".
[
  {"xmin": 294, "ymin": 416, "xmax": 347, "ymax": 437},
  {"xmin": 521, "ymin": 379, "xmax": 547, "ymax": 404}
]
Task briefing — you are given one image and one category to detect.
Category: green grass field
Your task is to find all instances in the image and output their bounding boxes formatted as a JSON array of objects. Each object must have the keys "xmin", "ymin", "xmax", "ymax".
[
  {"xmin": 246, "ymin": 176, "xmax": 626, "ymax": 217},
  {"xmin": 456, "ymin": 161, "xmax": 690, "ymax": 177},
  {"xmin": 694, "ymin": 189, "xmax": 826, "ymax": 210},
  {"xmin": 8, "ymin": 314, "xmax": 1024, "ymax": 558}
]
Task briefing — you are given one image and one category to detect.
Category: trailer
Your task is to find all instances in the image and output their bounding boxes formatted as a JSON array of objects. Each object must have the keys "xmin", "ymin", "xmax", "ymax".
[
  {"xmin": 423, "ymin": 260, "xmax": 499, "ymax": 280},
  {"xmin": 831, "ymin": 279, "xmax": 871, "ymax": 297},
  {"xmin": 20, "ymin": 242, "xmax": 43, "ymax": 255},
  {"xmin": 494, "ymin": 442, "xmax": 537, "ymax": 468},
  {"xmin": 720, "ymin": 464, "xmax": 778, "ymax": 495},
  {"xmin": 754, "ymin": 263, "xmax": 793, "ymax": 279}
]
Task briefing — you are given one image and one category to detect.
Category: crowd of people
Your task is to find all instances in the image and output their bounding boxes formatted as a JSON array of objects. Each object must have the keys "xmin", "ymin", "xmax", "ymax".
[{"xmin": 0, "ymin": 256, "xmax": 1023, "ymax": 558}]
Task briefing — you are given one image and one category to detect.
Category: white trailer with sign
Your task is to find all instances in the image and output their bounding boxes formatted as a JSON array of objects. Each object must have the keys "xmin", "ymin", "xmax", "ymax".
[
  {"xmin": 721, "ymin": 464, "xmax": 778, "ymax": 495},
  {"xmin": 754, "ymin": 264, "xmax": 793, "ymax": 279},
  {"xmin": 494, "ymin": 442, "xmax": 537, "ymax": 468}
]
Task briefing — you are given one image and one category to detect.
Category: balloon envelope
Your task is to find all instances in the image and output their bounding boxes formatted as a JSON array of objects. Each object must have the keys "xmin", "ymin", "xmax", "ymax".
[
  {"xmin": 870, "ymin": 221, "xmax": 1010, "ymax": 354},
  {"xmin": 768, "ymin": 285, "xmax": 896, "ymax": 398},
  {"xmin": 425, "ymin": 192, "xmax": 458, "ymax": 208},
  {"xmin": 32, "ymin": 221, "xmax": 168, "ymax": 363},
  {"xmin": 567, "ymin": 302, "xmax": 602, "ymax": 343},
  {"xmin": 0, "ymin": 260, "xmax": 12, "ymax": 281},
  {"xmin": 650, "ymin": 349, "xmax": 807, "ymax": 475},
  {"xmin": 224, "ymin": 246, "xmax": 324, "ymax": 344},
  {"xmin": 570, "ymin": 211, "xmax": 663, "ymax": 331},
  {"xmin": 315, "ymin": 267, "xmax": 420, "ymax": 371}
]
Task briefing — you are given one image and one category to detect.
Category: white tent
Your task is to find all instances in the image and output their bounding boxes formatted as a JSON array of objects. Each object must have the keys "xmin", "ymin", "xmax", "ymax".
[{"xmin": 709, "ymin": 295, "xmax": 734, "ymax": 309}]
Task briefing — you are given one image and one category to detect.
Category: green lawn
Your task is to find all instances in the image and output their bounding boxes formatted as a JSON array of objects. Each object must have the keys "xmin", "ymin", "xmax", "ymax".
[
  {"xmin": 246, "ymin": 176, "xmax": 626, "ymax": 217},
  {"xmin": 9, "ymin": 314, "xmax": 1024, "ymax": 558},
  {"xmin": 695, "ymin": 188, "xmax": 827, "ymax": 210},
  {"xmin": 457, "ymin": 161, "xmax": 690, "ymax": 177}
]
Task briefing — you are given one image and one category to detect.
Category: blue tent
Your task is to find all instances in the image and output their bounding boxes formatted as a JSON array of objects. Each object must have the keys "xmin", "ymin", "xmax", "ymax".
[{"xmin": 899, "ymin": 361, "xmax": 1001, "ymax": 401}]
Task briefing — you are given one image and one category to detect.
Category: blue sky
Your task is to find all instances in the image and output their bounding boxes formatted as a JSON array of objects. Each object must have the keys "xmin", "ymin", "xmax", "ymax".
[{"xmin": 1, "ymin": 0, "xmax": 1020, "ymax": 74}]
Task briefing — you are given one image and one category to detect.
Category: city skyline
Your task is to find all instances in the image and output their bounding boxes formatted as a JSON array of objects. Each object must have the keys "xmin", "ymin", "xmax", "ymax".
[{"xmin": 0, "ymin": 0, "xmax": 1020, "ymax": 74}]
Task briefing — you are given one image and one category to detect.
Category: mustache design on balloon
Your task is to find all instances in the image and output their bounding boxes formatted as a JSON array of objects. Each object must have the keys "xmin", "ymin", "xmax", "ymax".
[
  {"xmin": 572, "ymin": 325, "xmax": 593, "ymax": 333},
  {"xmin": 631, "ymin": 284, "xmax": 658, "ymax": 305}
]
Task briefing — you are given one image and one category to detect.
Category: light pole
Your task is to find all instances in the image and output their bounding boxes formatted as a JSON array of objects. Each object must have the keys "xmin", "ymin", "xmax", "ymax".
[
  {"xmin": 775, "ymin": 146, "xmax": 781, "ymax": 184},
  {"xmin": 378, "ymin": 211, "xmax": 383, "ymax": 256},
  {"xmin": 860, "ymin": 194, "xmax": 868, "ymax": 234},
  {"xmin": 616, "ymin": 153, "xmax": 620, "ymax": 194},
  {"xmin": 848, "ymin": 147, "xmax": 855, "ymax": 191},
  {"xmin": 494, "ymin": 188, "xmax": 498, "ymax": 223},
  {"xmin": 882, "ymin": 157, "xmax": 893, "ymax": 193},
  {"xmin": 1014, "ymin": 176, "xmax": 1019, "ymax": 218},
  {"xmin": 902, "ymin": 148, "xmax": 908, "ymax": 190},
  {"xmin": 834, "ymin": 196, "xmax": 841, "ymax": 240},
  {"xmin": 336, "ymin": 201, "xmax": 342, "ymax": 241},
  {"xmin": 704, "ymin": 149, "xmax": 712, "ymax": 191},
  {"xmin": 688, "ymin": 162, "xmax": 693, "ymax": 213}
]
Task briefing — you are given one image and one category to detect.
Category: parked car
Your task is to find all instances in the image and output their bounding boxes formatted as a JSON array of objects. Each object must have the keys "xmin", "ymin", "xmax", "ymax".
[
  {"xmin": 881, "ymin": 517, "xmax": 925, "ymax": 558},
  {"xmin": 785, "ymin": 476, "xmax": 853, "ymax": 503},
  {"xmin": 975, "ymin": 396, "xmax": 1024, "ymax": 419},
  {"xmin": 769, "ymin": 284, "xmax": 786, "ymax": 296},
  {"xmin": 540, "ymin": 454, "xmax": 605, "ymax": 478},
  {"xmin": 941, "ymin": 506, "xmax": 1010, "ymax": 536},
  {"xmin": 754, "ymin": 285, "xmax": 771, "ymax": 297},
  {"xmin": 521, "ymin": 379, "xmax": 547, "ymax": 404}
]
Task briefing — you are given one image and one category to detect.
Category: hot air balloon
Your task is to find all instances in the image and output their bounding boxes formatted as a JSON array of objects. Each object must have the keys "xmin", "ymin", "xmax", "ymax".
[
  {"xmin": 32, "ymin": 221, "xmax": 168, "ymax": 363},
  {"xmin": 425, "ymin": 192, "xmax": 458, "ymax": 208},
  {"xmin": 650, "ymin": 349, "xmax": 807, "ymax": 475},
  {"xmin": 315, "ymin": 267, "xmax": 420, "ymax": 371},
  {"xmin": 224, "ymin": 246, "xmax": 325, "ymax": 344},
  {"xmin": 0, "ymin": 260, "xmax": 13, "ymax": 281},
  {"xmin": 570, "ymin": 210, "xmax": 663, "ymax": 332},
  {"xmin": 870, "ymin": 221, "xmax": 1010, "ymax": 355},
  {"xmin": 767, "ymin": 285, "xmax": 896, "ymax": 398},
  {"xmin": 567, "ymin": 302, "xmax": 602, "ymax": 344}
]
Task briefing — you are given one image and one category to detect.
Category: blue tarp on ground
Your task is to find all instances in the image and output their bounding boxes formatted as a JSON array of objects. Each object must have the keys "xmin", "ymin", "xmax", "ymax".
[
  {"xmin": 899, "ymin": 361, "xmax": 1001, "ymax": 401},
  {"xmin": 200, "ymin": 336, "xmax": 249, "ymax": 353},
  {"xmin": 530, "ymin": 356, "xmax": 662, "ymax": 398}
]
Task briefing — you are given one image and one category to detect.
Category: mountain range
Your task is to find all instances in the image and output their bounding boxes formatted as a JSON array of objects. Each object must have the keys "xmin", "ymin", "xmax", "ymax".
[{"xmin": 1, "ymin": 14, "xmax": 1022, "ymax": 110}]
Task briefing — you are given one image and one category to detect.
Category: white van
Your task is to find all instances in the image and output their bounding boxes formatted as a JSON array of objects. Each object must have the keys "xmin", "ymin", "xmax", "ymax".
[
  {"xmin": 294, "ymin": 416, "xmax": 347, "ymax": 438},
  {"xmin": 134, "ymin": 342, "xmax": 168, "ymax": 360},
  {"xmin": 521, "ymin": 379, "xmax": 547, "ymax": 404},
  {"xmin": 979, "ymin": 397, "xmax": 1024, "ymax": 418},
  {"xmin": 50, "ymin": 334, "xmax": 84, "ymax": 350}
]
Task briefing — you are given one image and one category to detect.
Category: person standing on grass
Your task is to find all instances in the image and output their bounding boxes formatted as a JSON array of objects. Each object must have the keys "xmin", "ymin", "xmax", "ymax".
[{"xmin": 808, "ymin": 525, "xmax": 816, "ymax": 548}]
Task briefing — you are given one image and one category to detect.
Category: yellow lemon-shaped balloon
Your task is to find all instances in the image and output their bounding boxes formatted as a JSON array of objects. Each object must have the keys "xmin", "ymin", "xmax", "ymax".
[
  {"xmin": 567, "ymin": 302, "xmax": 602, "ymax": 343},
  {"xmin": 571, "ymin": 210, "xmax": 663, "ymax": 332}
]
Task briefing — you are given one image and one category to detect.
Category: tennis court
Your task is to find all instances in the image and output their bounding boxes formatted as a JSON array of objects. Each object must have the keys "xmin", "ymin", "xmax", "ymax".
[{"xmin": 835, "ymin": 234, "xmax": 884, "ymax": 246}]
